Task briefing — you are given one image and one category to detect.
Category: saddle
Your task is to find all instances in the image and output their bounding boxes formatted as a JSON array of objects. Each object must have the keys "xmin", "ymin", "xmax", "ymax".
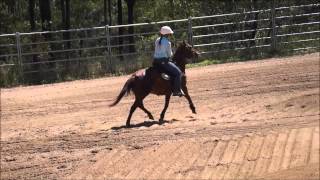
[
  {"xmin": 151, "ymin": 61, "xmax": 173, "ymax": 81},
  {"xmin": 135, "ymin": 67, "xmax": 170, "ymax": 81},
  {"xmin": 152, "ymin": 64, "xmax": 171, "ymax": 81}
]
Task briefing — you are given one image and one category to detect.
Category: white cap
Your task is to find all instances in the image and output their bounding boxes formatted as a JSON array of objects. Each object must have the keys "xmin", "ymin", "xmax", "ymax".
[{"xmin": 160, "ymin": 26, "xmax": 174, "ymax": 35}]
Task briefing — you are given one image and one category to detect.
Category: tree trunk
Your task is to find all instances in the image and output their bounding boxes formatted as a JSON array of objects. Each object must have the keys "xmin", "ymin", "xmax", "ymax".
[
  {"xmin": 169, "ymin": 0, "xmax": 175, "ymax": 19},
  {"xmin": 117, "ymin": 0, "xmax": 123, "ymax": 60},
  {"xmin": 108, "ymin": 0, "xmax": 112, "ymax": 25},
  {"xmin": 28, "ymin": 0, "xmax": 41, "ymax": 84},
  {"xmin": 39, "ymin": 0, "xmax": 56, "ymax": 82},
  {"xmin": 61, "ymin": 0, "xmax": 71, "ymax": 76},
  {"xmin": 28, "ymin": 0, "xmax": 36, "ymax": 31},
  {"xmin": 39, "ymin": 0, "xmax": 52, "ymax": 32},
  {"xmin": 60, "ymin": 0, "xmax": 71, "ymax": 47},
  {"xmin": 125, "ymin": 0, "xmax": 135, "ymax": 53},
  {"xmin": 60, "ymin": 0, "xmax": 66, "ymax": 27},
  {"xmin": 104, "ymin": 0, "xmax": 107, "ymax": 25},
  {"xmin": 249, "ymin": 0, "xmax": 258, "ymax": 47},
  {"xmin": 65, "ymin": 0, "xmax": 70, "ymax": 48}
]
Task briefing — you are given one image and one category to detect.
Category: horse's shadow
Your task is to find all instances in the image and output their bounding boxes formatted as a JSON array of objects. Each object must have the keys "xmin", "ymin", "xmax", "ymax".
[{"xmin": 111, "ymin": 119, "xmax": 179, "ymax": 130}]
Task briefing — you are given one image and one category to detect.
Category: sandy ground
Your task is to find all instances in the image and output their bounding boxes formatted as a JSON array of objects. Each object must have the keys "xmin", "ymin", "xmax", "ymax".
[{"xmin": 1, "ymin": 53, "xmax": 319, "ymax": 180}]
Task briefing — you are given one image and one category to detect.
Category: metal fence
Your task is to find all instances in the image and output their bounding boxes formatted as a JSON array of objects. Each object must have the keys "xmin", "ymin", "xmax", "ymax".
[{"xmin": 0, "ymin": 3, "xmax": 319, "ymax": 86}]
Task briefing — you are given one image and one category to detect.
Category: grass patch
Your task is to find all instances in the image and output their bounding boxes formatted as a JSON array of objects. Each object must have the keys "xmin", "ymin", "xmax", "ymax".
[{"xmin": 186, "ymin": 59, "xmax": 222, "ymax": 68}]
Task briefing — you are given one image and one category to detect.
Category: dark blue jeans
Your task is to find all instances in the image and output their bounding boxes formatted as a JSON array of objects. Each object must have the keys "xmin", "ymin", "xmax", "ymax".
[{"xmin": 153, "ymin": 58, "xmax": 182, "ymax": 93}]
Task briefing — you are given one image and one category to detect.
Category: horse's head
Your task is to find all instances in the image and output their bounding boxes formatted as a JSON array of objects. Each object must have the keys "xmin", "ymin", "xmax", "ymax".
[{"xmin": 173, "ymin": 40, "xmax": 200, "ymax": 66}]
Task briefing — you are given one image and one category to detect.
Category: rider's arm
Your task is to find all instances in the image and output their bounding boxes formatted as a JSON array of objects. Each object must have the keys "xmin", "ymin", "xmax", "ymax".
[{"xmin": 166, "ymin": 41, "xmax": 173, "ymax": 58}]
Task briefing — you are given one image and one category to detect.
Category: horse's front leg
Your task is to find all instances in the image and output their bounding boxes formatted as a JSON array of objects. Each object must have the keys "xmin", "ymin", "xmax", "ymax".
[
  {"xmin": 138, "ymin": 101, "xmax": 154, "ymax": 120},
  {"xmin": 182, "ymin": 85, "xmax": 196, "ymax": 114},
  {"xmin": 159, "ymin": 94, "xmax": 171, "ymax": 123}
]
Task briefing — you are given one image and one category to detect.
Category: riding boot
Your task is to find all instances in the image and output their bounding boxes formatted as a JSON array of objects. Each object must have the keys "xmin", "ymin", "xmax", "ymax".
[
  {"xmin": 172, "ymin": 89, "xmax": 185, "ymax": 97},
  {"xmin": 172, "ymin": 75, "xmax": 184, "ymax": 97}
]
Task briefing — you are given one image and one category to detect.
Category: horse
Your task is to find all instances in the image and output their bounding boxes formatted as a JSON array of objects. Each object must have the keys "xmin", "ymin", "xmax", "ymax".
[{"xmin": 109, "ymin": 41, "xmax": 199, "ymax": 127}]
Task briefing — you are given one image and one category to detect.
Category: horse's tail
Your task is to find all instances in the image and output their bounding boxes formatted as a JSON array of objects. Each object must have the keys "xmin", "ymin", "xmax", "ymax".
[{"xmin": 109, "ymin": 77, "xmax": 135, "ymax": 107}]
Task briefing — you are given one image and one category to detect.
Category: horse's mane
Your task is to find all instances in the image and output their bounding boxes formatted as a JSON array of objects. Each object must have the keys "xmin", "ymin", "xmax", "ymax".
[{"xmin": 172, "ymin": 41, "xmax": 187, "ymax": 63}]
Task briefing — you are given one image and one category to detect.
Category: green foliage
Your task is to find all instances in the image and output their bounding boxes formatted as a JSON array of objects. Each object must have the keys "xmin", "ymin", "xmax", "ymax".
[
  {"xmin": 0, "ymin": 0, "xmax": 319, "ymax": 87},
  {"xmin": 186, "ymin": 59, "xmax": 222, "ymax": 68}
]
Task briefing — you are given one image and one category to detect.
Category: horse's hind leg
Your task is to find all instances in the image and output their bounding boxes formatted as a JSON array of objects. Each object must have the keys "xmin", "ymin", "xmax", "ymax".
[
  {"xmin": 182, "ymin": 85, "xmax": 196, "ymax": 114},
  {"xmin": 126, "ymin": 100, "xmax": 139, "ymax": 127},
  {"xmin": 159, "ymin": 94, "xmax": 171, "ymax": 123},
  {"xmin": 126, "ymin": 98, "xmax": 154, "ymax": 127}
]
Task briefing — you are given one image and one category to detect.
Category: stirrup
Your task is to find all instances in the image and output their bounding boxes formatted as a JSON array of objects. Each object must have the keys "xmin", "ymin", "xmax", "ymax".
[
  {"xmin": 161, "ymin": 73, "xmax": 171, "ymax": 80},
  {"xmin": 172, "ymin": 90, "xmax": 185, "ymax": 97}
]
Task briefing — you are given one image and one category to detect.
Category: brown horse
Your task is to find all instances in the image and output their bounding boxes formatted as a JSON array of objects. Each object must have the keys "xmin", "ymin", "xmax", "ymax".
[{"xmin": 109, "ymin": 41, "xmax": 199, "ymax": 127}]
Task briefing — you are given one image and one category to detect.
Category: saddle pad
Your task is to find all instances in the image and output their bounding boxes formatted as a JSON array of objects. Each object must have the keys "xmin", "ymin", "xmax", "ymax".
[
  {"xmin": 136, "ymin": 69, "xmax": 146, "ymax": 76},
  {"xmin": 134, "ymin": 69, "xmax": 146, "ymax": 79}
]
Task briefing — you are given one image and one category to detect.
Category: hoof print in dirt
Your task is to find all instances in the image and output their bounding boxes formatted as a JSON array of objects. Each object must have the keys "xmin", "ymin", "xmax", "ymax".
[
  {"xmin": 210, "ymin": 122, "xmax": 217, "ymax": 125},
  {"xmin": 57, "ymin": 165, "xmax": 67, "ymax": 169},
  {"xmin": 91, "ymin": 150, "xmax": 99, "ymax": 154},
  {"xmin": 131, "ymin": 145, "xmax": 143, "ymax": 150},
  {"xmin": 265, "ymin": 105, "xmax": 272, "ymax": 109},
  {"xmin": 105, "ymin": 147, "xmax": 113, "ymax": 151},
  {"xmin": 4, "ymin": 156, "xmax": 16, "ymax": 162}
]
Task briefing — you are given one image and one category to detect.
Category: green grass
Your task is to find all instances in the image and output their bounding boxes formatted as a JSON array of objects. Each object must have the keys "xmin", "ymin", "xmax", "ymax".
[{"xmin": 186, "ymin": 59, "xmax": 222, "ymax": 68}]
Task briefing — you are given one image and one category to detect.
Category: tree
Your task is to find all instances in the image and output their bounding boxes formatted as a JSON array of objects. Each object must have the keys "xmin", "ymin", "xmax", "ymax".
[
  {"xmin": 39, "ymin": 0, "xmax": 57, "ymax": 82},
  {"xmin": 60, "ymin": 0, "xmax": 71, "ymax": 48},
  {"xmin": 117, "ymin": 0, "xmax": 123, "ymax": 59},
  {"xmin": 66, "ymin": 0, "xmax": 71, "ymax": 30},
  {"xmin": 125, "ymin": 0, "xmax": 136, "ymax": 53},
  {"xmin": 60, "ymin": 0, "xmax": 71, "ymax": 75},
  {"xmin": 28, "ymin": 0, "xmax": 36, "ymax": 31},
  {"xmin": 61, "ymin": 0, "xmax": 66, "ymax": 27},
  {"xmin": 39, "ymin": 0, "xmax": 52, "ymax": 32},
  {"xmin": 104, "ymin": 0, "xmax": 107, "ymax": 25},
  {"xmin": 28, "ymin": 0, "xmax": 42, "ymax": 84},
  {"xmin": 108, "ymin": 0, "xmax": 112, "ymax": 25},
  {"xmin": 103, "ymin": 0, "xmax": 113, "ymax": 25},
  {"xmin": 247, "ymin": 0, "xmax": 258, "ymax": 47}
]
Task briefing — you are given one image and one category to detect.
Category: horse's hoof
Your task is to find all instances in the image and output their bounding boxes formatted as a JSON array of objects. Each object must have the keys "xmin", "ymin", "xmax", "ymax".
[
  {"xmin": 149, "ymin": 115, "xmax": 154, "ymax": 120},
  {"xmin": 126, "ymin": 123, "xmax": 131, "ymax": 128},
  {"xmin": 159, "ymin": 119, "xmax": 164, "ymax": 124},
  {"xmin": 190, "ymin": 106, "xmax": 196, "ymax": 114}
]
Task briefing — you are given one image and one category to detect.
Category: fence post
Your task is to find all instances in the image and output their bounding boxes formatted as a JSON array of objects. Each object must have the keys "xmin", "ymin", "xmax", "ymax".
[
  {"xmin": 187, "ymin": 16, "xmax": 196, "ymax": 63},
  {"xmin": 105, "ymin": 25, "xmax": 113, "ymax": 73},
  {"xmin": 271, "ymin": 0, "xmax": 277, "ymax": 53},
  {"xmin": 15, "ymin": 32, "xmax": 24, "ymax": 83},
  {"xmin": 187, "ymin": 16, "xmax": 193, "ymax": 46}
]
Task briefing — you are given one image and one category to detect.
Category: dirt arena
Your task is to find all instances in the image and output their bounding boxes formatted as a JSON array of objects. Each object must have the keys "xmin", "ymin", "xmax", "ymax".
[{"xmin": 1, "ymin": 53, "xmax": 319, "ymax": 180}]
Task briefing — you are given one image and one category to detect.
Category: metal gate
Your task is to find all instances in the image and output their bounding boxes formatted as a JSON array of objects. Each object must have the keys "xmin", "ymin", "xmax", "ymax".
[{"xmin": 0, "ymin": 3, "xmax": 319, "ymax": 86}]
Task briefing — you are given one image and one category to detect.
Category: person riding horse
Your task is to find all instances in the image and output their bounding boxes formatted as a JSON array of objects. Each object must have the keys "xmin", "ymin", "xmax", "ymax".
[
  {"xmin": 153, "ymin": 26, "xmax": 185, "ymax": 97},
  {"xmin": 109, "ymin": 29, "xmax": 199, "ymax": 127}
]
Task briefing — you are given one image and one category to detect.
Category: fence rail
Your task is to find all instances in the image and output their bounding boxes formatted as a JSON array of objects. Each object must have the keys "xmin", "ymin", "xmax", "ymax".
[{"xmin": 0, "ymin": 3, "xmax": 319, "ymax": 86}]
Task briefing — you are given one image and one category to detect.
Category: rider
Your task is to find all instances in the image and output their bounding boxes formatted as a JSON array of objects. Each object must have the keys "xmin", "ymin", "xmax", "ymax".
[{"xmin": 153, "ymin": 26, "xmax": 184, "ymax": 97}]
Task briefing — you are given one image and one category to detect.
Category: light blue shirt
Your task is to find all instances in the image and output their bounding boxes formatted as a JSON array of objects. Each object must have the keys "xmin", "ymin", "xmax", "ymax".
[{"xmin": 153, "ymin": 37, "xmax": 173, "ymax": 59}]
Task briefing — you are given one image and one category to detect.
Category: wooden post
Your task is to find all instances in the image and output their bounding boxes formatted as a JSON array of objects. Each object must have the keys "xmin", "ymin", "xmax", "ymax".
[
  {"xmin": 188, "ymin": 16, "xmax": 196, "ymax": 63},
  {"xmin": 105, "ymin": 25, "xmax": 113, "ymax": 73},
  {"xmin": 15, "ymin": 32, "xmax": 24, "ymax": 83},
  {"xmin": 187, "ymin": 16, "xmax": 193, "ymax": 46},
  {"xmin": 271, "ymin": 0, "xmax": 277, "ymax": 52}
]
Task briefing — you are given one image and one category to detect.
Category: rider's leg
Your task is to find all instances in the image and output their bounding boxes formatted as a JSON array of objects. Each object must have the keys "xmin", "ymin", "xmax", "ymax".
[{"xmin": 161, "ymin": 62, "xmax": 184, "ymax": 96}]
